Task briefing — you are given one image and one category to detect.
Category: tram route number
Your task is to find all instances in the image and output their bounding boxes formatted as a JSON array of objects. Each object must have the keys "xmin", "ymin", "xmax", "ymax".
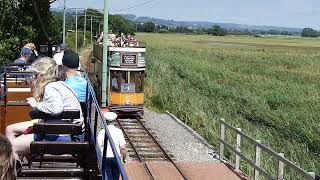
[{"xmin": 122, "ymin": 54, "xmax": 137, "ymax": 65}]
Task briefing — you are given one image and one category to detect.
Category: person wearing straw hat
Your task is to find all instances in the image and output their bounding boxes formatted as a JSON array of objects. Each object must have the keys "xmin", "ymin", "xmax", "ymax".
[{"xmin": 98, "ymin": 112, "xmax": 126, "ymax": 180}]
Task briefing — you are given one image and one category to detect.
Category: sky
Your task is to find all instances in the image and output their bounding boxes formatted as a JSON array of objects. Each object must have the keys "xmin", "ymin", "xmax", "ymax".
[{"xmin": 52, "ymin": 0, "xmax": 320, "ymax": 29}]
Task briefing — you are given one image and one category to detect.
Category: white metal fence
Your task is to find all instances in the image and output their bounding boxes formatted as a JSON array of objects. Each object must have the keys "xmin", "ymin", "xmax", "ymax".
[{"xmin": 219, "ymin": 118, "xmax": 317, "ymax": 180}]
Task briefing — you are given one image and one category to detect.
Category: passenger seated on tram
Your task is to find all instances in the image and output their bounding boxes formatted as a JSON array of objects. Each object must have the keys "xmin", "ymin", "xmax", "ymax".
[
  {"xmin": 53, "ymin": 43, "xmax": 68, "ymax": 66},
  {"xmin": 5, "ymin": 57, "xmax": 83, "ymax": 160},
  {"xmin": 0, "ymin": 135, "xmax": 16, "ymax": 180},
  {"xmin": 13, "ymin": 47, "xmax": 32, "ymax": 65},
  {"xmin": 62, "ymin": 49, "xmax": 87, "ymax": 103},
  {"xmin": 23, "ymin": 43, "xmax": 38, "ymax": 64},
  {"xmin": 111, "ymin": 76, "xmax": 119, "ymax": 91},
  {"xmin": 98, "ymin": 112, "xmax": 127, "ymax": 180}
]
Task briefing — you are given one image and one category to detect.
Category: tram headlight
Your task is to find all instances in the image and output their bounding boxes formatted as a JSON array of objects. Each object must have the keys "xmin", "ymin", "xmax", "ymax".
[{"xmin": 125, "ymin": 100, "xmax": 130, "ymax": 105}]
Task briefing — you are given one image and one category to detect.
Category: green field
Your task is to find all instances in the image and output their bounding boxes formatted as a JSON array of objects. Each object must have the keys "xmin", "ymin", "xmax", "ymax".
[{"xmin": 136, "ymin": 33, "xmax": 320, "ymax": 178}]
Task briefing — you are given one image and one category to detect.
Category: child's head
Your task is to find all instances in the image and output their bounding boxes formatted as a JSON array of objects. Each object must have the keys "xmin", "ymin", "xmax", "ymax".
[
  {"xmin": 0, "ymin": 135, "xmax": 16, "ymax": 180},
  {"xmin": 104, "ymin": 112, "xmax": 118, "ymax": 123}
]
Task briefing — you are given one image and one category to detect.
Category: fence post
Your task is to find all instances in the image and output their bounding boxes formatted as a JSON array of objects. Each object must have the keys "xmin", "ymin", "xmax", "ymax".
[
  {"xmin": 278, "ymin": 153, "xmax": 284, "ymax": 180},
  {"xmin": 308, "ymin": 172, "xmax": 315, "ymax": 179},
  {"xmin": 235, "ymin": 128, "xmax": 241, "ymax": 172},
  {"xmin": 254, "ymin": 140, "xmax": 261, "ymax": 180},
  {"xmin": 219, "ymin": 119, "xmax": 225, "ymax": 160}
]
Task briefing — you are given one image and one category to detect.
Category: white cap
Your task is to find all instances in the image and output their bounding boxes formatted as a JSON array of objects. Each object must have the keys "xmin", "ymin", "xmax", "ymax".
[{"xmin": 104, "ymin": 112, "xmax": 117, "ymax": 122}]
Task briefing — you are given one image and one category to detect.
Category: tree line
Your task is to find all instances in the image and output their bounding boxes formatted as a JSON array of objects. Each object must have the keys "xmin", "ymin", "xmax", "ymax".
[
  {"xmin": 301, "ymin": 28, "xmax": 320, "ymax": 37},
  {"xmin": 136, "ymin": 22, "xmax": 320, "ymax": 37},
  {"xmin": 0, "ymin": 0, "xmax": 62, "ymax": 65}
]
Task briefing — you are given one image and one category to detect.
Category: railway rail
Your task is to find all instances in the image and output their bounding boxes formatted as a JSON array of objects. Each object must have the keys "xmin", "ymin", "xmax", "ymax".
[{"xmin": 116, "ymin": 116, "xmax": 187, "ymax": 179}]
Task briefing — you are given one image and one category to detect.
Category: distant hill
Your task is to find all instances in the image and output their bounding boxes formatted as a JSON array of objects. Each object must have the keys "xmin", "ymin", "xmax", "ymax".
[
  {"xmin": 49, "ymin": 8, "xmax": 303, "ymax": 33},
  {"xmin": 119, "ymin": 14, "xmax": 302, "ymax": 33}
]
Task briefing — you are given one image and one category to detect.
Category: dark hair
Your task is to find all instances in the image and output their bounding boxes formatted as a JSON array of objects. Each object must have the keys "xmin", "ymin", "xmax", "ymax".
[
  {"xmin": 62, "ymin": 49, "xmax": 79, "ymax": 69},
  {"xmin": 0, "ymin": 135, "xmax": 16, "ymax": 180}
]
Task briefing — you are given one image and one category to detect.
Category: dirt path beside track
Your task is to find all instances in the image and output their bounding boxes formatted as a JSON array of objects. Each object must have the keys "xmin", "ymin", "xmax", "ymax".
[{"xmin": 79, "ymin": 48, "xmax": 93, "ymax": 71}]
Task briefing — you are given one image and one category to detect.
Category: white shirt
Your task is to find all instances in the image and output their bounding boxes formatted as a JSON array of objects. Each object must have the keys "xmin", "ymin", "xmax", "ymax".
[
  {"xmin": 54, "ymin": 51, "xmax": 81, "ymax": 74},
  {"xmin": 53, "ymin": 51, "xmax": 64, "ymax": 65},
  {"xmin": 98, "ymin": 125, "xmax": 126, "ymax": 157}
]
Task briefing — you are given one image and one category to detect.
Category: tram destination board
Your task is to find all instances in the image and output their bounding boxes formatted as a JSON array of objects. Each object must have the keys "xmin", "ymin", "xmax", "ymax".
[{"xmin": 121, "ymin": 54, "xmax": 137, "ymax": 66}]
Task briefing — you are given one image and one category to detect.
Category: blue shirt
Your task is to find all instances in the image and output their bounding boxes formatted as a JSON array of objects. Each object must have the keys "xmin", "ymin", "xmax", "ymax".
[{"xmin": 64, "ymin": 76, "xmax": 87, "ymax": 102}]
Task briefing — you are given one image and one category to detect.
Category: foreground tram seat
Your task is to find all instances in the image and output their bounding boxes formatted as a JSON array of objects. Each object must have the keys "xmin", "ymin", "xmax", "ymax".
[
  {"xmin": 93, "ymin": 43, "xmax": 146, "ymax": 115},
  {"xmin": 18, "ymin": 110, "xmax": 95, "ymax": 178}
]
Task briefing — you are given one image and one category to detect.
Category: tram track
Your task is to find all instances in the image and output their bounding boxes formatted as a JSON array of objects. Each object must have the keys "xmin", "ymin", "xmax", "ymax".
[{"xmin": 116, "ymin": 116, "xmax": 187, "ymax": 179}]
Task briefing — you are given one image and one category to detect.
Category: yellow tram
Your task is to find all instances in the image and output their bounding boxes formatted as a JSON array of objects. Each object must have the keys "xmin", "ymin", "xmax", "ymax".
[{"xmin": 93, "ymin": 43, "xmax": 146, "ymax": 115}]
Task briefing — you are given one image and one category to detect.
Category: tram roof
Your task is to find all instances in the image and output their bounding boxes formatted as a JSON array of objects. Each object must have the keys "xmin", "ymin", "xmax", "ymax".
[
  {"xmin": 109, "ymin": 67, "xmax": 145, "ymax": 71},
  {"xmin": 108, "ymin": 47, "xmax": 146, "ymax": 53}
]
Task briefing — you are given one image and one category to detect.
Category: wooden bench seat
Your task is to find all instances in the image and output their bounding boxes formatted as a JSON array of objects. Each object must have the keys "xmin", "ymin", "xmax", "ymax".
[
  {"xmin": 31, "ymin": 141, "xmax": 89, "ymax": 156},
  {"xmin": 33, "ymin": 123, "xmax": 82, "ymax": 135},
  {"xmin": 31, "ymin": 154, "xmax": 77, "ymax": 163},
  {"xmin": 19, "ymin": 167, "xmax": 84, "ymax": 177},
  {"xmin": 30, "ymin": 109, "xmax": 80, "ymax": 120},
  {"xmin": 28, "ymin": 110, "xmax": 88, "ymax": 168}
]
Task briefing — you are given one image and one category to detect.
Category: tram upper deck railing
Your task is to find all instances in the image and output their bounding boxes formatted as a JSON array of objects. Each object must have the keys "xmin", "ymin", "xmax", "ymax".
[
  {"xmin": 219, "ymin": 119, "xmax": 317, "ymax": 180},
  {"xmin": 84, "ymin": 74, "xmax": 128, "ymax": 180}
]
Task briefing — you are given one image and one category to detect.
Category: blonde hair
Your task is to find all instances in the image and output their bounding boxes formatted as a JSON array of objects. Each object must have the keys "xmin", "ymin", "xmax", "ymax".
[
  {"xmin": 0, "ymin": 135, "xmax": 16, "ymax": 180},
  {"xmin": 30, "ymin": 57, "xmax": 60, "ymax": 101},
  {"xmin": 24, "ymin": 43, "xmax": 36, "ymax": 51}
]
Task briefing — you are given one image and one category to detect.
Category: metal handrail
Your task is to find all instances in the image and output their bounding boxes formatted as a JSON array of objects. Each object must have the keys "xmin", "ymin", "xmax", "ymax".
[
  {"xmin": 219, "ymin": 118, "xmax": 316, "ymax": 180},
  {"xmin": 84, "ymin": 75, "xmax": 128, "ymax": 180},
  {"xmin": 0, "ymin": 72, "xmax": 7, "ymax": 106}
]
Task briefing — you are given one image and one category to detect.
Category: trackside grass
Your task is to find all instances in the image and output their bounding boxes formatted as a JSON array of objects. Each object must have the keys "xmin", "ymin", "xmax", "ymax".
[{"xmin": 136, "ymin": 33, "xmax": 320, "ymax": 178}]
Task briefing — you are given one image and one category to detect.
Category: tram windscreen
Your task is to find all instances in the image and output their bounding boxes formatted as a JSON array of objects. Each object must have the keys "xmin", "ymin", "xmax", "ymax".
[
  {"xmin": 110, "ymin": 71, "xmax": 128, "ymax": 92},
  {"xmin": 110, "ymin": 71, "xmax": 144, "ymax": 92}
]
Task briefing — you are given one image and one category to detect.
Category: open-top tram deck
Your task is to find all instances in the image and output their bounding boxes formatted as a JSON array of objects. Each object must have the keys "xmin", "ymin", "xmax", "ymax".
[{"xmin": 0, "ymin": 70, "xmax": 128, "ymax": 179}]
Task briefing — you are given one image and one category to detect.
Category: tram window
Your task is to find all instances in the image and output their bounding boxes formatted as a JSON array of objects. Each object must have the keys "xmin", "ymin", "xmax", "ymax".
[
  {"xmin": 110, "ymin": 71, "xmax": 121, "ymax": 92},
  {"xmin": 109, "ymin": 71, "xmax": 144, "ymax": 93},
  {"xmin": 130, "ymin": 71, "xmax": 144, "ymax": 92},
  {"xmin": 110, "ymin": 52, "xmax": 120, "ymax": 66},
  {"xmin": 138, "ymin": 52, "xmax": 145, "ymax": 60},
  {"xmin": 121, "ymin": 83, "xmax": 135, "ymax": 93}
]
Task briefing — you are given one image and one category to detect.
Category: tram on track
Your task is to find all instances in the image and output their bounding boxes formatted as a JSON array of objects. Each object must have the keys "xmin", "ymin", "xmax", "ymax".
[{"xmin": 92, "ymin": 41, "xmax": 146, "ymax": 116}]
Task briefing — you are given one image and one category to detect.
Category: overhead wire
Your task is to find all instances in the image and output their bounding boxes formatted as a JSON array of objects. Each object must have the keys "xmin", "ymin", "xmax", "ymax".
[
  {"xmin": 110, "ymin": 0, "xmax": 158, "ymax": 12},
  {"xmin": 52, "ymin": 0, "xmax": 159, "ymax": 14},
  {"xmin": 54, "ymin": 0, "xmax": 65, "ymax": 9}
]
